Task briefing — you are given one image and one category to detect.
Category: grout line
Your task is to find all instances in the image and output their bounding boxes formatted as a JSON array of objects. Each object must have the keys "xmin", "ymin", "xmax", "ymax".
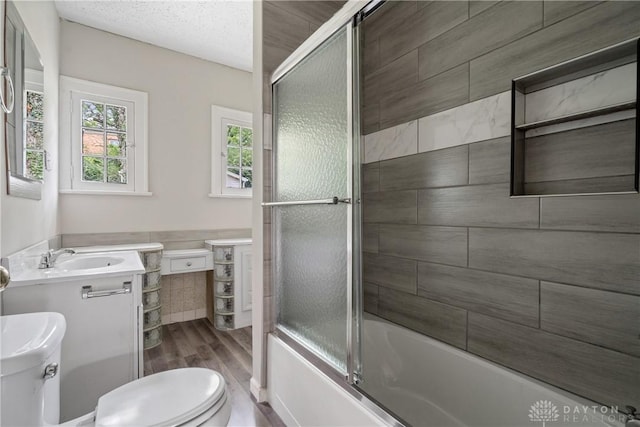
[
  {"xmin": 369, "ymin": 211, "xmax": 636, "ymax": 236},
  {"xmin": 465, "ymin": 310, "xmax": 469, "ymax": 350},
  {"xmin": 538, "ymin": 280, "xmax": 542, "ymax": 329},
  {"xmin": 538, "ymin": 197, "xmax": 541, "ymax": 229},
  {"xmin": 467, "ymin": 144, "xmax": 471, "ymax": 185},
  {"xmin": 468, "ymin": 60, "xmax": 471, "ymax": 103},
  {"xmin": 466, "ymin": 227, "xmax": 470, "ymax": 267}
]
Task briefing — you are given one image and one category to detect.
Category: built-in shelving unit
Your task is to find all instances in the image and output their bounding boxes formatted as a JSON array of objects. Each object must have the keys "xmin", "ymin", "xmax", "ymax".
[
  {"xmin": 140, "ymin": 248, "xmax": 163, "ymax": 349},
  {"xmin": 205, "ymin": 239, "xmax": 252, "ymax": 331},
  {"xmin": 511, "ymin": 38, "xmax": 639, "ymax": 197}
]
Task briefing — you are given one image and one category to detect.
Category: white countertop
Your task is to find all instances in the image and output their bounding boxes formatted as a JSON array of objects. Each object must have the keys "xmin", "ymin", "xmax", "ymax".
[{"xmin": 7, "ymin": 251, "xmax": 145, "ymax": 287}]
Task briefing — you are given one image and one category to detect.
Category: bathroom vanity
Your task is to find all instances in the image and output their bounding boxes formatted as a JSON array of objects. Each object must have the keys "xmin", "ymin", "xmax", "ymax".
[{"xmin": 1, "ymin": 241, "xmax": 145, "ymax": 422}]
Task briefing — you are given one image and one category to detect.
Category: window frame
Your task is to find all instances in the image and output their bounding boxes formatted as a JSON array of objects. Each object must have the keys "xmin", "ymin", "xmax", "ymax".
[
  {"xmin": 59, "ymin": 76, "xmax": 150, "ymax": 196},
  {"xmin": 210, "ymin": 105, "xmax": 253, "ymax": 198}
]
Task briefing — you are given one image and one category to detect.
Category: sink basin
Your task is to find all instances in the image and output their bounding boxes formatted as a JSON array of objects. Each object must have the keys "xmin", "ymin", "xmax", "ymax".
[
  {"xmin": 0, "ymin": 312, "xmax": 66, "ymax": 375},
  {"xmin": 6, "ymin": 250, "xmax": 145, "ymax": 287},
  {"xmin": 55, "ymin": 255, "xmax": 125, "ymax": 271}
]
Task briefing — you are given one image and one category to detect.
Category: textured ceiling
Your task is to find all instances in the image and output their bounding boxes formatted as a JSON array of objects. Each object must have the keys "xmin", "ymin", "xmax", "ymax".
[{"xmin": 55, "ymin": 0, "xmax": 253, "ymax": 71}]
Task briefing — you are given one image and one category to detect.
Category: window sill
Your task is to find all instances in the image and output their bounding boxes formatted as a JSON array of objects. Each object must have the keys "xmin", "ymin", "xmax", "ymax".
[
  {"xmin": 208, "ymin": 193, "xmax": 252, "ymax": 199},
  {"xmin": 59, "ymin": 190, "xmax": 153, "ymax": 197}
]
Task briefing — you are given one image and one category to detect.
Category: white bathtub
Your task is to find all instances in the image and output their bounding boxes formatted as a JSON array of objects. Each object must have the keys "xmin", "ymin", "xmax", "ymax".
[{"xmin": 361, "ymin": 315, "xmax": 625, "ymax": 427}]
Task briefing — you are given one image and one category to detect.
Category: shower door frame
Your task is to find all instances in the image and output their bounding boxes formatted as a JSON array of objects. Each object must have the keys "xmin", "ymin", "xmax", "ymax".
[
  {"xmin": 270, "ymin": 20, "xmax": 357, "ymax": 381},
  {"xmin": 268, "ymin": 2, "xmax": 378, "ymax": 383},
  {"xmin": 266, "ymin": 1, "xmax": 403, "ymax": 425}
]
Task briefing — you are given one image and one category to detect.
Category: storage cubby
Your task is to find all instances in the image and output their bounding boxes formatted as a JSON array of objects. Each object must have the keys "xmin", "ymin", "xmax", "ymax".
[
  {"xmin": 140, "ymin": 247, "xmax": 163, "ymax": 349},
  {"xmin": 205, "ymin": 238, "xmax": 252, "ymax": 331},
  {"xmin": 511, "ymin": 38, "xmax": 639, "ymax": 197}
]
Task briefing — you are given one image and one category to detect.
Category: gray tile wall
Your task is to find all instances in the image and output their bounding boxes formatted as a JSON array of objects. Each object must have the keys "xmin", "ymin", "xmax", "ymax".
[
  {"xmin": 363, "ymin": 135, "xmax": 640, "ymax": 409},
  {"xmin": 362, "ymin": 2, "xmax": 640, "ymax": 408},
  {"xmin": 261, "ymin": 0, "xmax": 640, "ymax": 411},
  {"xmin": 362, "ymin": 1, "xmax": 640, "ymax": 134}
]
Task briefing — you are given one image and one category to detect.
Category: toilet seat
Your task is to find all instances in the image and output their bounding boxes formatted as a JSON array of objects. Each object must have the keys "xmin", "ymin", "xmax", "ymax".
[{"xmin": 94, "ymin": 368, "xmax": 227, "ymax": 427}]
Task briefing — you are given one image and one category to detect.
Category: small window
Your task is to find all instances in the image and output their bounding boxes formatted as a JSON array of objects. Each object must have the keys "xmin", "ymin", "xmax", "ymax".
[
  {"xmin": 59, "ymin": 76, "xmax": 149, "ymax": 195},
  {"xmin": 24, "ymin": 89, "xmax": 44, "ymax": 181},
  {"xmin": 210, "ymin": 106, "xmax": 252, "ymax": 198},
  {"xmin": 80, "ymin": 99, "xmax": 129, "ymax": 184}
]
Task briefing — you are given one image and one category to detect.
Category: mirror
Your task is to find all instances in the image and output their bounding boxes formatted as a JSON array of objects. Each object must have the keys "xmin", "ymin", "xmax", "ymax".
[{"xmin": 4, "ymin": 1, "xmax": 44, "ymax": 200}]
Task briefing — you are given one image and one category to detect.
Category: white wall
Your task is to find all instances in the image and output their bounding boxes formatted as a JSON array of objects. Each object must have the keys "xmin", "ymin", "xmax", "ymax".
[
  {"xmin": 1, "ymin": 1, "xmax": 60, "ymax": 256},
  {"xmin": 58, "ymin": 21, "xmax": 253, "ymax": 234}
]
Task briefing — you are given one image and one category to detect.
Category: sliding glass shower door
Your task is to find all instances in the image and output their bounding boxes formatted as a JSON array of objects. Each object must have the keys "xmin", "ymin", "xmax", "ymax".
[{"xmin": 271, "ymin": 24, "xmax": 358, "ymax": 375}]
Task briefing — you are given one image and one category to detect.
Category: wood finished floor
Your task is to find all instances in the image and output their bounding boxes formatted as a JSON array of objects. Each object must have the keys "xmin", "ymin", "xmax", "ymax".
[{"xmin": 144, "ymin": 319, "xmax": 285, "ymax": 427}]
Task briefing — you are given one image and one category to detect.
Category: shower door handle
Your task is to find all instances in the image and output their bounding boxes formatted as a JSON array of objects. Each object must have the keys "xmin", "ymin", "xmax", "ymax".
[{"xmin": 262, "ymin": 197, "xmax": 351, "ymax": 207}]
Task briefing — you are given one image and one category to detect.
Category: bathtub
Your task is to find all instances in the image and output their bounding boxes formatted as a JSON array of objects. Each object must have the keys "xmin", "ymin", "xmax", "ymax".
[{"xmin": 360, "ymin": 315, "xmax": 625, "ymax": 427}]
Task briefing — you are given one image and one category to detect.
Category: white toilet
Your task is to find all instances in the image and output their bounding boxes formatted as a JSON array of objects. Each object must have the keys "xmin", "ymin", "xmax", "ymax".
[{"xmin": 1, "ymin": 312, "xmax": 232, "ymax": 426}]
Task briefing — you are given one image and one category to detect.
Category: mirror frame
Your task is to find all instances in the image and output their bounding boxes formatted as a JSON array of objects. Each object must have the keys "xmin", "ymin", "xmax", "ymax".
[{"xmin": 4, "ymin": 0, "xmax": 43, "ymax": 200}]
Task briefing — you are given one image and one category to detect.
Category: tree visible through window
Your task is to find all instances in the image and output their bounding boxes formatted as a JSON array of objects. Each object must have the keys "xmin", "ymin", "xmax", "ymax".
[
  {"xmin": 25, "ymin": 90, "xmax": 44, "ymax": 181},
  {"xmin": 81, "ymin": 100, "xmax": 128, "ymax": 184},
  {"xmin": 225, "ymin": 124, "xmax": 252, "ymax": 189}
]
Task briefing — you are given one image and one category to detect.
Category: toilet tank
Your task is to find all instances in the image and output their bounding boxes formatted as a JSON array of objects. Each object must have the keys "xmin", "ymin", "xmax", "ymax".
[
  {"xmin": 1, "ymin": 347, "xmax": 62, "ymax": 426},
  {"xmin": 0, "ymin": 312, "xmax": 66, "ymax": 426}
]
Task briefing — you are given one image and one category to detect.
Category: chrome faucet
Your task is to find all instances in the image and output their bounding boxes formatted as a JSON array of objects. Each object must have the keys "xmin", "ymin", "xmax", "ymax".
[{"xmin": 38, "ymin": 248, "xmax": 76, "ymax": 269}]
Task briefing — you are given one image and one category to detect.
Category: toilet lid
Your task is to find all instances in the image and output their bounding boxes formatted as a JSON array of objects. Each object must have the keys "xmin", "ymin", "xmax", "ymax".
[{"xmin": 95, "ymin": 368, "xmax": 226, "ymax": 427}]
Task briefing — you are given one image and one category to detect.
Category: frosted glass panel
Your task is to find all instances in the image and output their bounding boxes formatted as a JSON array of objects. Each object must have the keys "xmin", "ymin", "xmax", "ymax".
[
  {"xmin": 275, "ymin": 205, "xmax": 348, "ymax": 370},
  {"xmin": 273, "ymin": 26, "xmax": 350, "ymax": 372},
  {"xmin": 274, "ymin": 28, "xmax": 348, "ymax": 202}
]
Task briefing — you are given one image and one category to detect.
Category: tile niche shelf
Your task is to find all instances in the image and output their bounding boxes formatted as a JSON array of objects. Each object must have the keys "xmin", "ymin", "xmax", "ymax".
[{"xmin": 511, "ymin": 38, "xmax": 639, "ymax": 197}]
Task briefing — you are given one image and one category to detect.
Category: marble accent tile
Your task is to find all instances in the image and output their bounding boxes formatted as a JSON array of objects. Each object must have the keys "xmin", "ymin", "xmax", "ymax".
[
  {"xmin": 170, "ymin": 312, "xmax": 184, "ymax": 323},
  {"xmin": 161, "ymin": 314, "xmax": 171, "ymax": 325},
  {"xmin": 418, "ymin": 91, "xmax": 510, "ymax": 153},
  {"xmin": 525, "ymin": 63, "xmax": 636, "ymax": 124},
  {"xmin": 183, "ymin": 310, "xmax": 195, "ymax": 321},
  {"xmin": 363, "ymin": 120, "xmax": 418, "ymax": 163},
  {"xmin": 263, "ymin": 113, "xmax": 272, "ymax": 150},
  {"xmin": 195, "ymin": 308, "xmax": 207, "ymax": 319}
]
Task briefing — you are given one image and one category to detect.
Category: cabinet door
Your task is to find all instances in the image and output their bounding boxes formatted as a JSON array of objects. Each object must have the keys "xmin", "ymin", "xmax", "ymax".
[{"xmin": 3, "ymin": 276, "xmax": 140, "ymax": 422}]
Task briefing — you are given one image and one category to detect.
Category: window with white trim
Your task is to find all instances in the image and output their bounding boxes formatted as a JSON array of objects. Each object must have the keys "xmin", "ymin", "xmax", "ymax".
[
  {"xmin": 210, "ymin": 105, "xmax": 253, "ymax": 198},
  {"xmin": 59, "ymin": 76, "xmax": 149, "ymax": 195}
]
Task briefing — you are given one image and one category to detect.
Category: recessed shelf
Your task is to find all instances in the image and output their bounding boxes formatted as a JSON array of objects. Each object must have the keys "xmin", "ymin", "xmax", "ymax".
[
  {"xmin": 510, "ymin": 38, "xmax": 639, "ymax": 198},
  {"xmin": 515, "ymin": 102, "xmax": 636, "ymax": 131}
]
